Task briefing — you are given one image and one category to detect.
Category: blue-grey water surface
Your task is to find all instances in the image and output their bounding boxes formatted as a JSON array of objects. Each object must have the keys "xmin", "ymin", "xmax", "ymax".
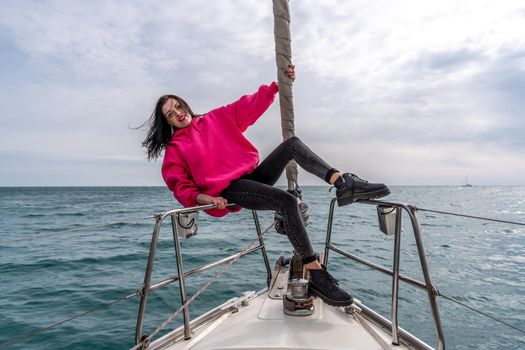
[{"xmin": 0, "ymin": 186, "xmax": 524, "ymax": 349}]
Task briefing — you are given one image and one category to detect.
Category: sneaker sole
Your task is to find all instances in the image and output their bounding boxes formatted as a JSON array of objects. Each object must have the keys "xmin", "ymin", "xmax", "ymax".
[
  {"xmin": 308, "ymin": 286, "xmax": 354, "ymax": 307},
  {"xmin": 337, "ymin": 187, "xmax": 391, "ymax": 207}
]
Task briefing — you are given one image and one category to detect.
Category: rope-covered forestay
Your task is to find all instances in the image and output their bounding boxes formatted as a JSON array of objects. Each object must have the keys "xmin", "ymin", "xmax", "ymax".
[{"xmin": 273, "ymin": 0, "xmax": 298, "ymax": 191}]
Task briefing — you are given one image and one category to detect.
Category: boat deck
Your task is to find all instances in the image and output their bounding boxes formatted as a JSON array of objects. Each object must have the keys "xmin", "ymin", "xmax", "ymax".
[{"xmin": 155, "ymin": 290, "xmax": 411, "ymax": 350}]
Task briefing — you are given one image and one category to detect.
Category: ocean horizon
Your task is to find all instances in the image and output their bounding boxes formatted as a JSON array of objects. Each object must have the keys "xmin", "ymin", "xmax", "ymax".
[{"xmin": 1, "ymin": 186, "xmax": 524, "ymax": 349}]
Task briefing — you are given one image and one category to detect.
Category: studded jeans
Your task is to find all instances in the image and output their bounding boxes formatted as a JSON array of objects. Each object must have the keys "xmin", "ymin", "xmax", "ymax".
[{"xmin": 221, "ymin": 136, "xmax": 336, "ymax": 263}]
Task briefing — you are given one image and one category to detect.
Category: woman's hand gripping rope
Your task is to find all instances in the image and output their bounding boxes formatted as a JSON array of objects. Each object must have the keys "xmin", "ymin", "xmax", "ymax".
[{"xmin": 284, "ymin": 64, "xmax": 295, "ymax": 81}]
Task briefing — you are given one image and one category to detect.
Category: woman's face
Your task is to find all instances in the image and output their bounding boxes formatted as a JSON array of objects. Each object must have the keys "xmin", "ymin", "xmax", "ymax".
[{"xmin": 162, "ymin": 98, "xmax": 192, "ymax": 129}]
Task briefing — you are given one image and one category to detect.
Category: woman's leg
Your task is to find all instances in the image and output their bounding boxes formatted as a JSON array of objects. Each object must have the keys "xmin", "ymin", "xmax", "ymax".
[
  {"xmin": 246, "ymin": 136, "xmax": 390, "ymax": 206},
  {"xmin": 244, "ymin": 136, "xmax": 338, "ymax": 186},
  {"xmin": 221, "ymin": 177, "xmax": 354, "ymax": 306},
  {"xmin": 221, "ymin": 178, "xmax": 317, "ymax": 263}
]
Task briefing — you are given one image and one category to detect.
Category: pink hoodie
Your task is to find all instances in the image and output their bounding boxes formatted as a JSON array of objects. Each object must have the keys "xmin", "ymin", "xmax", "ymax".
[{"xmin": 161, "ymin": 82, "xmax": 279, "ymax": 217}]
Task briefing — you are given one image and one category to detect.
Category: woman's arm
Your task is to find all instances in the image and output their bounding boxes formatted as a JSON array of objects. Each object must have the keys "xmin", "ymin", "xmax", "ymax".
[
  {"xmin": 162, "ymin": 147, "xmax": 229, "ymax": 210},
  {"xmin": 231, "ymin": 64, "xmax": 295, "ymax": 130},
  {"xmin": 196, "ymin": 194, "xmax": 228, "ymax": 210},
  {"xmin": 208, "ymin": 64, "xmax": 296, "ymax": 132},
  {"xmin": 227, "ymin": 82, "xmax": 279, "ymax": 132},
  {"xmin": 162, "ymin": 150, "xmax": 201, "ymax": 208}
]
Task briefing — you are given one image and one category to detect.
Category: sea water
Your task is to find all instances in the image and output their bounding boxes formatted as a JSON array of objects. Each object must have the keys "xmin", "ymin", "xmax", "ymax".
[{"xmin": 0, "ymin": 186, "xmax": 524, "ymax": 349}]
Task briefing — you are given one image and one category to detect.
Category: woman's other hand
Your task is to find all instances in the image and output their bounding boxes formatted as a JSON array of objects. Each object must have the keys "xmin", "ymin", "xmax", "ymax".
[
  {"xmin": 284, "ymin": 64, "xmax": 296, "ymax": 81},
  {"xmin": 196, "ymin": 194, "xmax": 228, "ymax": 209}
]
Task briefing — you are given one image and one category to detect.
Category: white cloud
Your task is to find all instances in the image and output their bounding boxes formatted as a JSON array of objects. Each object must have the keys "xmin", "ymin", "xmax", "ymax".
[
  {"xmin": 0, "ymin": 0, "xmax": 524, "ymax": 185},
  {"xmin": 0, "ymin": 1, "xmax": 156, "ymax": 84}
]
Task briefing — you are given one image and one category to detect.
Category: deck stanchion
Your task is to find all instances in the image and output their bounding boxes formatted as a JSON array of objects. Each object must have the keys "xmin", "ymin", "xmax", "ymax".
[
  {"xmin": 171, "ymin": 214, "xmax": 192, "ymax": 340},
  {"xmin": 390, "ymin": 207, "xmax": 403, "ymax": 345},
  {"xmin": 325, "ymin": 199, "xmax": 445, "ymax": 349},
  {"xmin": 135, "ymin": 215, "xmax": 163, "ymax": 344},
  {"xmin": 134, "ymin": 204, "xmax": 271, "ymax": 347},
  {"xmin": 406, "ymin": 206, "xmax": 445, "ymax": 350},
  {"xmin": 323, "ymin": 198, "xmax": 337, "ymax": 266},
  {"xmin": 251, "ymin": 210, "xmax": 273, "ymax": 287}
]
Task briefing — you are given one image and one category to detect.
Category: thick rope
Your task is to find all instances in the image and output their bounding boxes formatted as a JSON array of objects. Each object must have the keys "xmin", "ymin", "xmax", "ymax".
[
  {"xmin": 273, "ymin": 0, "xmax": 298, "ymax": 189},
  {"xmin": 131, "ymin": 220, "xmax": 276, "ymax": 350}
]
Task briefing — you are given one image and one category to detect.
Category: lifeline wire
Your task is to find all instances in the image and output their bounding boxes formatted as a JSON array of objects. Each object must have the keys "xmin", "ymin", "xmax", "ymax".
[
  {"xmin": 0, "ymin": 220, "xmax": 275, "ymax": 349},
  {"xmin": 0, "ymin": 291, "xmax": 139, "ymax": 349},
  {"xmin": 0, "ymin": 218, "xmax": 149, "ymax": 245},
  {"xmin": 438, "ymin": 291, "xmax": 525, "ymax": 335},
  {"xmin": 410, "ymin": 206, "xmax": 525, "ymax": 333},
  {"xmin": 3, "ymin": 204, "xmax": 523, "ymax": 346},
  {"xmin": 415, "ymin": 207, "xmax": 525, "ymax": 226},
  {"xmin": 6, "ymin": 207, "xmax": 522, "ymax": 245},
  {"xmin": 130, "ymin": 220, "xmax": 276, "ymax": 350}
]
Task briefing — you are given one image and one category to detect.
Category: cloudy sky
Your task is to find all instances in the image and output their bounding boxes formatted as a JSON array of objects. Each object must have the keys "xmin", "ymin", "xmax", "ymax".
[{"xmin": 1, "ymin": 0, "xmax": 524, "ymax": 186}]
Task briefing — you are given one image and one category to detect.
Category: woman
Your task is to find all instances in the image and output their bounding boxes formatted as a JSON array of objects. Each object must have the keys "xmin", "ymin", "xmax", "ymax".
[{"xmin": 143, "ymin": 65, "xmax": 390, "ymax": 307}]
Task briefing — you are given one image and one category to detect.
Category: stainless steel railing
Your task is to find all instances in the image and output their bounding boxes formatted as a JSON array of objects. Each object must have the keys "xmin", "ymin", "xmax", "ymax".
[
  {"xmin": 323, "ymin": 199, "xmax": 445, "ymax": 350},
  {"xmin": 134, "ymin": 204, "xmax": 272, "ymax": 345},
  {"xmin": 135, "ymin": 199, "xmax": 445, "ymax": 349}
]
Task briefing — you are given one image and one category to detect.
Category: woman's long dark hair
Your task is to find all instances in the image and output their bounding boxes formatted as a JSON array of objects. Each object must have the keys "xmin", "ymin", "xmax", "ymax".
[{"xmin": 142, "ymin": 95, "xmax": 195, "ymax": 160}]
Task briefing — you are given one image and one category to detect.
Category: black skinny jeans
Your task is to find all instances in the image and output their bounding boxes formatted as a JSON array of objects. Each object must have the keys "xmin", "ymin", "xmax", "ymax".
[{"xmin": 221, "ymin": 136, "xmax": 336, "ymax": 264}]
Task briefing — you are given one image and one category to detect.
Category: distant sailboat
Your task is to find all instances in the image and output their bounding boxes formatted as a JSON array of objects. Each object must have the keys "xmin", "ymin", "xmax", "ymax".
[{"xmin": 462, "ymin": 175, "xmax": 473, "ymax": 187}]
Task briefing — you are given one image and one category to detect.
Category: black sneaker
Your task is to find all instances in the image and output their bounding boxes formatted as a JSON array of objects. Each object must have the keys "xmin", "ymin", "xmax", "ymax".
[
  {"xmin": 308, "ymin": 266, "xmax": 353, "ymax": 307},
  {"xmin": 334, "ymin": 173, "xmax": 390, "ymax": 207}
]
